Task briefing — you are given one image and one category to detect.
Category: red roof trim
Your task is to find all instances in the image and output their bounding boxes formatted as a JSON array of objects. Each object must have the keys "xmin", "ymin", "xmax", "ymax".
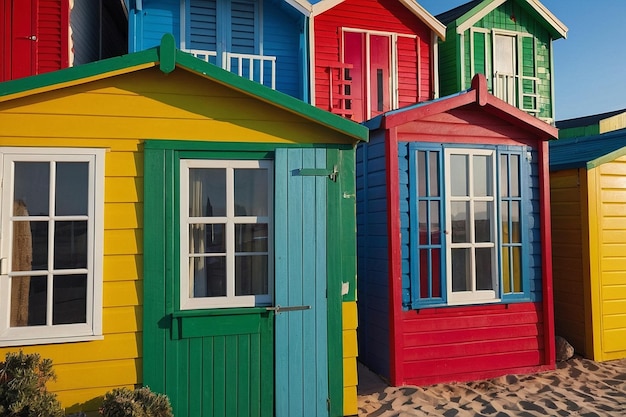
[{"xmin": 381, "ymin": 74, "xmax": 558, "ymax": 141}]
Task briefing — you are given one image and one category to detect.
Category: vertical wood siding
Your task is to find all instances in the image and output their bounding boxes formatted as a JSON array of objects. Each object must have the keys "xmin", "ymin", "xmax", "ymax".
[
  {"xmin": 356, "ymin": 131, "xmax": 391, "ymax": 378},
  {"xmin": 314, "ymin": 0, "xmax": 433, "ymax": 114},
  {"xmin": 550, "ymin": 168, "xmax": 588, "ymax": 355},
  {"xmin": 595, "ymin": 157, "xmax": 626, "ymax": 360},
  {"xmin": 0, "ymin": 66, "xmax": 353, "ymax": 413}
]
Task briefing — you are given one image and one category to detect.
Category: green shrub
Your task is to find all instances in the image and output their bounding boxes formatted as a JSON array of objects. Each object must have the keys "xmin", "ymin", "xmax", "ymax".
[
  {"xmin": 99, "ymin": 387, "xmax": 172, "ymax": 417},
  {"xmin": 0, "ymin": 351, "xmax": 64, "ymax": 417}
]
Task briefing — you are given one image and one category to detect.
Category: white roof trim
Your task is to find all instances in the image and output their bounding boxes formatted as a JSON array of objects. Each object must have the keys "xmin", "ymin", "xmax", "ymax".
[
  {"xmin": 311, "ymin": 0, "xmax": 445, "ymax": 39},
  {"xmin": 284, "ymin": 0, "xmax": 313, "ymax": 16},
  {"xmin": 457, "ymin": 0, "xmax": 567, "ymax": 38}
]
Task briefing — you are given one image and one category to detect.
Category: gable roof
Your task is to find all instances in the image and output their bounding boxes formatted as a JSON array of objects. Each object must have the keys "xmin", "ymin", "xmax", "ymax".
[
  {"xmin": 364, "ymin": 73, "xmax": 558, "ymax": 141},
  {"xmin": 437, "ymin": 0, "xmax": 567, "ymax": 39},
  {"xmin": 549, "ymin": 128, "xmax": 626, "ymax": 171},
  {"xmin": 310, "ymin": 0, "xmax": 446, "ymax": 39},
  {"xmin": 0, "ymin": 33, "xmax": 367, "ymax": 143}
]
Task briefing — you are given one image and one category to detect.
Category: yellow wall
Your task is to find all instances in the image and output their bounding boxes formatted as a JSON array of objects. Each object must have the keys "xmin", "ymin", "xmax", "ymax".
[
  {"xmin": 342, "ymin": 301, "xmax": 359, "ymax": 416},
  {"xmin": 0, "ymin": 66, "xmax": 356, "ymax": 414},
  {"xmin": 591, "ymin": 156, "xmax": 626, "ymax": 361},
  {"xmin": 550, "ymin": 169, "xmax": 591, "ymax": 356},
  {"xmin": 599, "ymin": 112, "xmax": 626, "ymax": 134}
]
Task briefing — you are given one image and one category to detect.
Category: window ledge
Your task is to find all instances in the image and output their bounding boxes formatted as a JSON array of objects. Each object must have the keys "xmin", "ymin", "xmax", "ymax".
[{"xmin": 0, "ymin": 334, "xmax": 104, "ymax": 348}]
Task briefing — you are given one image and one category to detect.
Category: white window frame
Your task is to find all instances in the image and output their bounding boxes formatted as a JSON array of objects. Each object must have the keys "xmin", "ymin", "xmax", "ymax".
[
  {"xmin": 0, "ymin": 147, "xmax": 104, "ymax": 347},
  {"xmin": 180, "ymin": 159, "xmax": 274, "ymax": 310},
  {"xmin": 444, "ymin": 148, "xmax": 499, "ymax": 305}
]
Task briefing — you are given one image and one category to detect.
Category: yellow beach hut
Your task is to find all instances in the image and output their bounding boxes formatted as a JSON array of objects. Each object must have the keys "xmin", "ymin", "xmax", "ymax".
[
  {"xmin": 550, "ymin": 128, "xmax": 626, "ymax": 362},
  {"xmin": 0, "ymin": 34, "xmax": 367, "ymax": 416}
]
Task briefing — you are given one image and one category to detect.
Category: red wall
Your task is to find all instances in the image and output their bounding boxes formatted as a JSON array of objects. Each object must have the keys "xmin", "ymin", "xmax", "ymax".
[
  {"xmin": 399, "ymin": 302, "xmax": 548, "ymax": 386},
  {"xmin": 313, "ymin": 0, "xmax": 433, "ymax": 120}
]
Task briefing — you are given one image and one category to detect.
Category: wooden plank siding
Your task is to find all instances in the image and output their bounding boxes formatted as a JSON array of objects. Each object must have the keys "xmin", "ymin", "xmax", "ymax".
[
  {"xmin": 356, "ymin": 131, "xmax": 391, "ymax": 379},
  {"xmin": 550, "ymin": 168, "xmax": 589, "ymax": 356},
  {"xmin": 313, "ymin": 0, "xmax": 433, "ymax": 114},
  {"xmin": 399, "ymin": 302, "xmax": 546, "ymax": 386},
  {"xmin": 37, "ymin": 0, "xmax": 70, "ymax": 74},
  {"xmin": 595, "ymin": 156, "xmax": 626, "ymax": 360},
  {"xmin": 0, "ymin": 64, "xmax": 359, "ymax": 413}
]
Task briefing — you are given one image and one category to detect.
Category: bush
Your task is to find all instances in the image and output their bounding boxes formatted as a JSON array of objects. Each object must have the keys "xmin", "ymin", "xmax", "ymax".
[
  {"xmin": 0, "ymin": 351, "xmax": 64, "ymax": 417},
  {"xmin": 99, "ymin": 387, "xmax": 172, "ymax": 417}
]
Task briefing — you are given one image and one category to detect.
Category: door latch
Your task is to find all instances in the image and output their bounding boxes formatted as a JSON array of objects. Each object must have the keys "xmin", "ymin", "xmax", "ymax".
[{"xmin": 266, "ymin": 305, "xmax": 311, "ymax": 314}]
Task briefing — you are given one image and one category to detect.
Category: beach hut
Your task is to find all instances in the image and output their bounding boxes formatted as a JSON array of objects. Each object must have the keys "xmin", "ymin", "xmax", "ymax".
[
  {"xmin": 556, "ymin": 108, "xmax": 626, "ymax": 139},
  {"xmin": 0, "ymin": 34, "xmax": 367, "ymax": 417},
  {"xmin": 435, "ymin": 0, "xmax": 567, "ymax": 124},
  {"xmin": 550, "ymin": 129, "xmax": 626, "ymax": 362},
  {"xmin": 309, "ymin": 0, "xmax": 446, "ymax": 122},
  {"xmin": 1, "ymin": 0, "xmax": 127, "ymax": 82},
  {"xmin": 127, "ymin": 0, "xmax": 309, "ymax": 100},
  {"xmin": 357, "ymin": 74, "xmax": 558, "ymax": 386}
]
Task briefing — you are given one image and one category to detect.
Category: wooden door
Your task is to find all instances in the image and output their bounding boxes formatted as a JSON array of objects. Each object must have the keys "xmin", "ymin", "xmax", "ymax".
[
  {"xmin": 1, "ymin": 0, "xmax": 37, "ymax": 81},
  {"xmin": 493, "ymin": 33, "xmax": 517, "ymax": 106},
  {"xmin": 369, "ymin": 35, "xmax": 391, "ymax": 118}
]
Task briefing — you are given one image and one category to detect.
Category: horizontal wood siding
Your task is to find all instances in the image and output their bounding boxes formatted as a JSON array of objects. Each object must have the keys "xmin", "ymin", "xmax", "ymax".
[
  {"xmin": 262, "ymin": 5, "xmax": 302, "ymax": 99},
  {"xmin": 528, "ymin": 148, "xmax": 542, "ymax": 301},
  {"xmin": 37, "ymin": 0, "xmax": 69, "ymax": 74},
  {"xmin": 400, "ymin": 302, "xmax": 546, "ymax": 386},
  {"xmin": 342, "ymin": 301, "xmax": 358, "ymax": 416},
  {"xmin": 550, "ymin": 168, "xmax": 588, "ymax": 355},
  {"xmin": 597, "ymin": 157, "xmax": 626, "ymax": 360},
  {"xmin": 0, "ymin": 66, "xmax": 354, "ymax": 413},
  {"xmin": 356, "ymin": 131, "xmax": 391, "ymax": 378},
  {"xmin": 472, "ymin": 2, "xmax": 553, "ymax": 120},
  {"xmin": 314, "ymin": 0, "xmax": 433, "ymax": 112}
]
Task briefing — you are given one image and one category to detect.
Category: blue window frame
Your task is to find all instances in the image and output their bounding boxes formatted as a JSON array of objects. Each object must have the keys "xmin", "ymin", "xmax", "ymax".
[{"xmin": 408, "ymin": 143, "xmax": 530, "ymax": 309}]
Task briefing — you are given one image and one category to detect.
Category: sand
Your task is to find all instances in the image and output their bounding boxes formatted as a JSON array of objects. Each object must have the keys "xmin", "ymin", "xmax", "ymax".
[{"xmin": 358, "ymin": 356, "xmax": 626, "ymax": 416}]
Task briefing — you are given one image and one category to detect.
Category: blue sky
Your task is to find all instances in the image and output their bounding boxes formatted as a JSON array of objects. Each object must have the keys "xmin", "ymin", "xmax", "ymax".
[{"xmin": 418, "ymin": 0, "xmax": 626, "ymax": 121}]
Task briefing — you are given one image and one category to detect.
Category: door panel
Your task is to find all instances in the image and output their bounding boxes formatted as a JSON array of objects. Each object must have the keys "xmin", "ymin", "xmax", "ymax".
[
  {"xmin": 344, "ymin": 31, "xmax": 365, "ymax": 122},
  {"xmin": 369, "ymin": 35, "xmax": 391, "ymax": 118},
  {"xmin": 274, "ymin": 148, "xmax": 329, "ymax": 417},
  {"xmin": 493, "ymin": 34, "xmax": 516, "ymax": 106},
  {"xmin": 1, "ymin": 0, "xmax": 36, "ymax": 81}
]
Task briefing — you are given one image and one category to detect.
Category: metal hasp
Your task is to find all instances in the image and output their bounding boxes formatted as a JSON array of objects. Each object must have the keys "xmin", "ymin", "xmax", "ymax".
[
  {"xmin": 266, "ymin": 305, "xmax": 311, "ymax": 314},
  {"xmin": 297, "ymin": 165, "xmax": 339, "ymax": 182}
]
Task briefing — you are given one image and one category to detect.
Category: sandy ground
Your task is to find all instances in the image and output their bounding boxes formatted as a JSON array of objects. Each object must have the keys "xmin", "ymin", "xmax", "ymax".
[{"xmin": 357, "ymin": 356, "xmax": 626, "ymax": 416}]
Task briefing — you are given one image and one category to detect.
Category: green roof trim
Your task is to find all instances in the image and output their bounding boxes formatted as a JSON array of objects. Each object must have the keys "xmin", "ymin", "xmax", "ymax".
[{"xmin": 0, "ymin": 34, "xmax": 368, "ymax": 143}]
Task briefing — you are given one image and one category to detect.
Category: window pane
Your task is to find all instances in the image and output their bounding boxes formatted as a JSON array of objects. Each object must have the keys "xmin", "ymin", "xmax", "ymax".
[
  {"xmin": 473, "ymin": 154, "xmax": 492, "ymax": 197},
  {"xmin": 56, "ymin": 162, "xmax": 88, "ymax": 216},
  {"xmin": 29, "ymin": 221, "xmax": 49, "ymax": 271},
  {"xmin": 191, "ymin": 257, "xmax": 226, "ymax": 297},
  {"xmin": 235, "ymin": 224, "xmax": 268, "ymax": 252},
  {"xmin": 10, "ymin": 275, "xmax": 46, "ymax": 326},
  {"xmin": 500, "ymin": 155, "xmax": 509, "ymax": 197},
  {"xmin": 450, "ymin": 155, "xmax": 468, "ymax": 196},
  {"xmin": 431, "ymin": 248, "xmax": 441, "ymax": 297},
  {"xmin": 451, "ymin": 248, "xmax": 471, "ymax": 292},
  {"xmin": 510, "ymin": 155, "xmax": 520, "ymax": 197},
  {"xmin": 475, "ymin": 248, "xmax": 493, "ymax": 290},
  {"xmin": 430, "ymin": 201, "xmax": 440, "ymax": 244},
  {"xmin": 417, "ymin": 151, "xmax": 426, "ymax": 196},
  {"xmin": 419, "ymin": 249, "xmax": 429, "ymax": 298},
  {"xmin": 235, "ymin": 255, "xmax": 268, "ymax": 295},
  {"xmin": 12, "ymin": 220, "xmax": 33, "ymax": 272},
  {"xmin": 14, "ymin": 162, "xmax": 49, "ymax": 216},
  {"xmin": 419, "ymin": 201, "xmax": 428, "ymax": 244},
  {"xmin": 429, "ymin": 152, "xmax": 439, "ymax": 197},
  {"xmin": 501, "ymin": 201, "xmax": 510, "ymax": 243},
  {"xmin": 512, "ymin": 247, "xmax": 522, "ymax": 292},
  {"xmin": 511, "ymin": 201, "xmax": 521, "ymax": 243},
  {"xmin": 189, "ymin": 224, "xmax": 225, "ymax": 253},
  {"xmin": 54, "ymin": 221, "xmax": 88, "ymax": 269},
  {"xmin": 474, "ymin": 201, "xmax": 491, "ymax": 242},
  {"xmin": 52, "ymin": 274, "xmax": 87, "ymax": 324},
  {"xmin": 234, "ymin": 169, "xmax": 268, "ymax": 216},
  {"xmin": 502, "ymin": 247, "xmax": 511, "ymax": 293},
  {"xmin": 420, "ymin": 248, "xmax": 441, "ymax": 299},
  {"xmin": 189, "ymin": 168, "xmax": 226, "ymax": 217},
  {"xmin": 451, "ymin": 202, "xmax": 469, "ymax": 243}
]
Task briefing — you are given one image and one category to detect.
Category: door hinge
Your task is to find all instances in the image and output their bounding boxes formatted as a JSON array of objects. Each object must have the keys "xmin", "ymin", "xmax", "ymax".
[{"xmin": 297, "ymin": 165, "xmax": 338, "ymax": 182}]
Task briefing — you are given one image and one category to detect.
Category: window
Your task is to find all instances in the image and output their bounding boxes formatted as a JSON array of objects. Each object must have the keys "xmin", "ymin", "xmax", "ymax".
[
  {"xmin": 0, "ymin": 148, "xmax": 104, "ymax": 346},
  {"xmin": 409, "ymin": 144, "xmax": 529, "ymax": 308},
  {"xmin": 180, "ymin": 159, "xmax": 273, "ymax": 309}
]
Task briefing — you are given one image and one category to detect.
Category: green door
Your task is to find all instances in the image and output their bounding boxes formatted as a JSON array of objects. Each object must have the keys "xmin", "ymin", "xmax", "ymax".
[{"xmin": 143, "ymin": 146, "xmax": 334, "ymax": 417}]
